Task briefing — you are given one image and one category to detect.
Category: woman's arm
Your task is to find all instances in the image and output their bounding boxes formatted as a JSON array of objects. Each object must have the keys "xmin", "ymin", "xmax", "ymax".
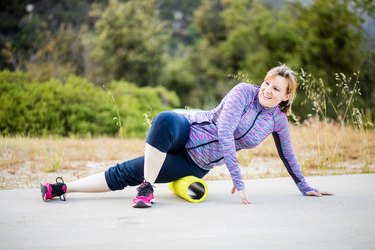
[
  {"xmin": 273, "ymin": 113, "xmax": 334, "ymax": 197},
  {"xmin": 272, "ymin": 113, "xmax": 319, "ymax": 195},
  {"xmin": 217, "ymin": 83, "xmax": 254, "ymax": 192}
]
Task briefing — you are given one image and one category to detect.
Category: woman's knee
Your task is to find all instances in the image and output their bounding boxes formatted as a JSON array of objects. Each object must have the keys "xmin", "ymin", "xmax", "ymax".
[
  {"xmin": 147, "ymin": 111, "xmax": 190, "ymax": 152},
  {"xmin": 152, "ymin": 111, "xmax": 176, "ymax": 127},
  {"xmin": 147, "ymin": 112, "xmax": 176, "ymax": 150}
]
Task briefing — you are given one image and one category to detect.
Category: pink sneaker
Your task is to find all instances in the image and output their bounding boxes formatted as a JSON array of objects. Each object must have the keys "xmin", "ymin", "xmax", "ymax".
[
  {"xmin": 40, "ymin": 177, "xmax": 67, "ymax": 201},
  {"xmin": 132, "ymin": 180, "xmax": 155, "ymax": 208}
]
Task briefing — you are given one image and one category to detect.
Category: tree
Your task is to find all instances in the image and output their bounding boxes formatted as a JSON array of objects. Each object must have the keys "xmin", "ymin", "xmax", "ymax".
[
  {"xmin": 287, "ymin": 0, "xmax": 370, "ymax": 119},
  {"xmin": 185, "ymin": 0, "xmax": 373, "ymax": 118},
  {"xmin": 185, "ymin": 0, "xmax": 303, "ymax": 107},
  {"xmin": 156, "ymin": 0, "xmax": 202, "ymax": 56},
  {"xmin": 291, "ymin": 0, "xmax": 364, "ymax": 80},
  {"xmin": 90, "ymin": 0, "xmax": 169, "ymax": 86},
  {"xmin": 25, "ymin": 24, "xmax": 86, "ymax": 82},
  {"xmin": 0, "ymin": 0, "xmax": 105, "ymax": 71}
]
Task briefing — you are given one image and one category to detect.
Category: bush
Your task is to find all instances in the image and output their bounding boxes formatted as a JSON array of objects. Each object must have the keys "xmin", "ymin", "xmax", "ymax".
[
  {"xmin": 0, "ymin": 71, "xmax": 181, "ymax": 137},
  {"xmin": 0, "ymin": 71, "xmax": 116, "ymax": 136}
]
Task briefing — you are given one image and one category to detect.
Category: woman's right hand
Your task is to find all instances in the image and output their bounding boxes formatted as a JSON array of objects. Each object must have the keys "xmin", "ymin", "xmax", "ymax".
[
  {"xmin": 306, "ymin": 190, "xmax": 335, "ymax": 197},
  {"xmin": 231, "ymin": 186, "xmax": 251, "ymax": 204}
]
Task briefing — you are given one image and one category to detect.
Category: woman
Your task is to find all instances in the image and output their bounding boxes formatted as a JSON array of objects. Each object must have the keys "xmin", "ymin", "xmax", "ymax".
[{"xmin": 40, "ymin": 64, "xmax": 334, "ymax": 208}]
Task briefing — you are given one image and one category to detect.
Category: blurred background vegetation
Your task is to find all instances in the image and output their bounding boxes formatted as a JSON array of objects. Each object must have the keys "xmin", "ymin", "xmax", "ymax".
[{"xmin": 1, "ymin": 0, "xmax": 374, "ymax": 137}]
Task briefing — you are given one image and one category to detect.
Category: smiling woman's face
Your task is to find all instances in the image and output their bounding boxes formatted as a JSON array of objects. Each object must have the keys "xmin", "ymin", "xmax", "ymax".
[{"xmin": 258, "ymin": 75, "xmax": 290, "ymax": 108}]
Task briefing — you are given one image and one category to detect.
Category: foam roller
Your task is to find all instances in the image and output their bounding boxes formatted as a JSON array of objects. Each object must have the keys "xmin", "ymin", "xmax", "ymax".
[{"xmin": 168, "ymin": 176, "xmax": 208, "ymax": 203}]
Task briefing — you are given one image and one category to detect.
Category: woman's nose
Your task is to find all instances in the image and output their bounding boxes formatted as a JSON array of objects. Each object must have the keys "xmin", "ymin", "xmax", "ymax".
[{"xmin": 265, "ymin": 86, "xmax": 272, "ymax": 94}]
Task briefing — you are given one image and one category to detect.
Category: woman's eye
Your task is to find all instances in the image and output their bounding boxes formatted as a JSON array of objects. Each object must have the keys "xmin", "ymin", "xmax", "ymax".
[
  {"xmin": 265, "ymin": 82, "xmax": 269, "ymax": 86},
  {"xmin": 274, "ymin": 87, "xmax": 280, "ymax": 92}
]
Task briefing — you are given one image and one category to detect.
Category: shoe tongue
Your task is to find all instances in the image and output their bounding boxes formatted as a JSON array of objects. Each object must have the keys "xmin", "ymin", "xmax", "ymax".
[
  {"xmin": 141, "ymin": 181, "xmax": 150, "ymax": 188},
  {"xmin": 138, "ymin": 182, "xmax": 153, "ymax": 196}
]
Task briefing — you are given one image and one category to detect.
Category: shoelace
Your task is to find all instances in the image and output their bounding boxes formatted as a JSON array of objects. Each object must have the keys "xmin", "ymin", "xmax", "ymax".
[
  {"xmin": 136, "ymin": 181, "xmax": 155, "ymax": 197},
  {"xmin": 54, "ymin": 177, "xmax": 66, "ymax": 201}
]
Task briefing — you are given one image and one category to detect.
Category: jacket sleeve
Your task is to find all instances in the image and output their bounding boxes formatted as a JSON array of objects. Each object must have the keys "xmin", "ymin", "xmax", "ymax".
[
  {"xmin": 272, "ymin": 112, "xmax": 319, "ymax": 195},
  {"xmin": 217, "ymin": 83, "xmax": 254, "ymax": 191}
]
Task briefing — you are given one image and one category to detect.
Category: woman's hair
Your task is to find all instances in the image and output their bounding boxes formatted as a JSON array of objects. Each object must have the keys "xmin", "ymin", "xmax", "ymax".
[{"xmin": 264, "ymin": 64, "xmax": 298, "ymax": 116}]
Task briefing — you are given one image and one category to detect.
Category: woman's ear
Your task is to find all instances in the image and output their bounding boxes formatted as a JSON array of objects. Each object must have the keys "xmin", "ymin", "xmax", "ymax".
[{"xmin": 283, "ymin": 93, "xmax": 291, "ymax": 102}]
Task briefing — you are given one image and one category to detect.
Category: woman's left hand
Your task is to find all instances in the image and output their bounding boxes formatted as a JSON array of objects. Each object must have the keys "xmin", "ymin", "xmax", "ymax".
[
  {"xmin": 231, "ymin": 186, "xmax": 252, "ymax": 204},
  {"xmin": 305, "ymin": 190, "xmax": 335, "ymax": 197}
]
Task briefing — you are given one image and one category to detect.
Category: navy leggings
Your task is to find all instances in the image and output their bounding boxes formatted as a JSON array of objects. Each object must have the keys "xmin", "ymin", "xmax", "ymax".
[{"xmin": 105, "ymin": 111, "xmax": 209, "ymax": 191}]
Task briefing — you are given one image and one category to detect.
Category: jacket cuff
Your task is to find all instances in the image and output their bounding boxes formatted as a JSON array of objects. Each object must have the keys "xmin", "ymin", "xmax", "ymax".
[
  {"xmin": 297, "ymin": 182, "xmax": 319, "ymax": 195},
  {"xmin": 234, "ymin": 180, "xmax": 245, "ymax": 191}
]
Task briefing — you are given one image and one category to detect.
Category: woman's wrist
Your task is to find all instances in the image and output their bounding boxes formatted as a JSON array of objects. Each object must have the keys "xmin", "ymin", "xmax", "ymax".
[{"xmin": 297, "ymin": 182, "xmax": 319, "ymax": 195}]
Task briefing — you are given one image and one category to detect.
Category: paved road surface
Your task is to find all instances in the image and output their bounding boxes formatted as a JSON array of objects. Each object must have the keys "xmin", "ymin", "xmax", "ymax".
[{"xmin": 1, "ymin": 174, "xmax": 374, "ymax": 250}]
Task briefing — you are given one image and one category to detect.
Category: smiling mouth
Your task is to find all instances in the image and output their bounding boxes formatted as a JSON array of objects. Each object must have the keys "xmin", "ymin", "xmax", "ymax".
[{"xmin": 263, "ymin": 93, "xmax": 272, "ymax": 99}]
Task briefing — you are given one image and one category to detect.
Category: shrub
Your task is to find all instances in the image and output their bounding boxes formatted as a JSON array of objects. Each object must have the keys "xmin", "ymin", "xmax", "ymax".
[
  {"xmin": 0, "ymin": 71, "xmax": 181, "ymax": 137},
  {"xmin": 0, "ymin": 71, "xmax": 116, "ymax": 136}
]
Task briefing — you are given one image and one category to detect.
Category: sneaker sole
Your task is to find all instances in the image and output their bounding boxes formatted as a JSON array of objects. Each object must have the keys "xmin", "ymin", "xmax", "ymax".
[
  {"xmin": 40, "ymin": 183, "xmax": 47, "ymax": 202},
  {"xmin": 132, "ymin": 200, "xmax": 152, "ymax": 208}
]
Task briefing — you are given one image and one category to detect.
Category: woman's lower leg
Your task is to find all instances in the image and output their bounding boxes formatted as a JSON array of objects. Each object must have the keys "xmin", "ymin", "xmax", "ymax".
[
  {"xmin": 144, "ymin": 143, "xmax": 166, "ymax": 184},
  {"xmin": 66, "ymin": 172, "xmax": 110, "ymax": 193}
]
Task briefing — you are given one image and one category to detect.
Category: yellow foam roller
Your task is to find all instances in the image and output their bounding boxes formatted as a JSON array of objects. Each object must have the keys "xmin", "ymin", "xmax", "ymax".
[{"xmin": 168, "ymin": 176, "xmax": 208, "ymax": 203}]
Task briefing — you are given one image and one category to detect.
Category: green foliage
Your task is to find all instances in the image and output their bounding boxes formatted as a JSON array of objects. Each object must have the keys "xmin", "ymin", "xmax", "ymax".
[
  {"xmin": 107, "ymin": 80, "xmax": 180, "ymax": 137},
  {"xmin": 159, "ymin": 55, "xmax": 198, "ymax": 106},
  {"xmin": 0, "ymin": 71, "xmax": 116, "ymax": 137},
  {"xmin": 183, "ymin": 0, "xmax": 374, "ymax": 118},
  {"xmin": 194, "ymin": 0, "xmax": 227, "ymax": 46},
  {"xmin": 90, "ymin": 0, "xmax": 169, "ymax": 86},
  {"xmin": 1, "ymin": 0, "xmax": 375, "ymax": 122},
  {"xmin": 184, "ymin": 0, "xmax": 304, "ymax": 107},
  {"xmin": 156, "ymin": 0, "xmax": 202, "ymax": 55},
  {"xmin": 353, "ymin": 0, "xmax": 375, "ymax": 18},
  {"xmin": 0, "ymin": 71, "xmax": 180, "ymax": 137},
  {"xmin": 358, "ymin": 50, "xmax": 375, "ymax": 119},
  {"xmin": 290, "ymin": 0, "xmax": 364, "ymax": 79},
  {"xmin": 25, "ymin": 24, "xmax": 86, "ymax": 82}
]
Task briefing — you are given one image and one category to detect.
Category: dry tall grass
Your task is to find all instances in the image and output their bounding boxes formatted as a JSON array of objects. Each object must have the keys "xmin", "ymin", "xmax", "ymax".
[
  {"xmin": 0, "ymin": 138, "xmax": 144, "ymax": 189},
  {"xmin": 1, "ymin": 119, "xmax": 374, "ymax": 190}
]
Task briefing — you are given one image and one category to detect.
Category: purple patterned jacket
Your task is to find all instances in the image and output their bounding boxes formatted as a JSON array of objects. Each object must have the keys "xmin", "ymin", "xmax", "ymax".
[{"xmin": 182, "ymin": 82, "xmax": 318, "ymax": 195}]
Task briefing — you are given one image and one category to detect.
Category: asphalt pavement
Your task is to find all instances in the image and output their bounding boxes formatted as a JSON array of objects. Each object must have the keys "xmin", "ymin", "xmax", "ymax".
[{"xmin": 1, "ymin": 174, "xmax": 374, "ymax": 250}]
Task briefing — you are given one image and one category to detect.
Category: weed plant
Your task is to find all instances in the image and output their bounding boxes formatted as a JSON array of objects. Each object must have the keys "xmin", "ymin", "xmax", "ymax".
[
  {"xmin": 104, "ymin": 86, "xmax": 124, "ymax": 139},
  {"xmin": 299, "ymin": 70, "xmax": 373, "ymax": 171}
]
